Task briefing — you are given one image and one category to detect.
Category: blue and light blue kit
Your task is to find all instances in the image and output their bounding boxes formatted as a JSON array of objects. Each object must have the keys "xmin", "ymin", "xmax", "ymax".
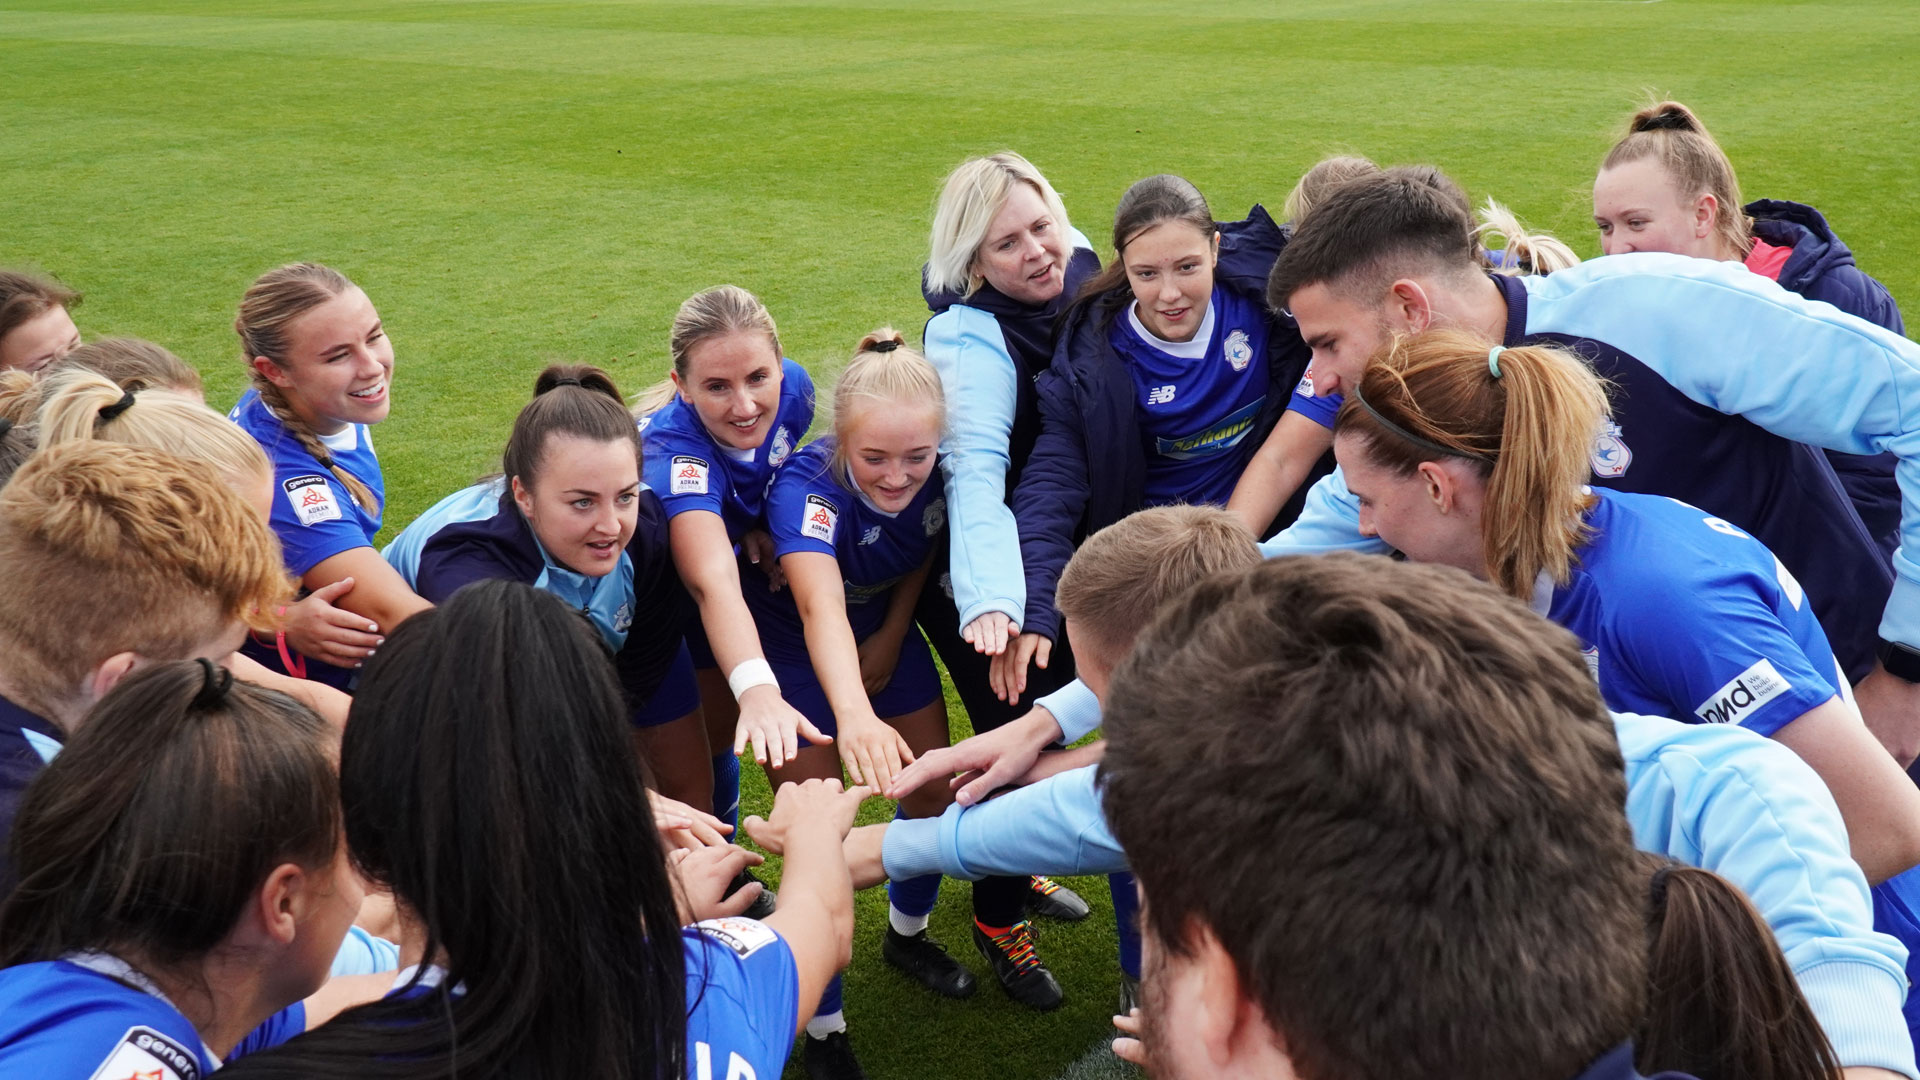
[{"xmin": 382, "ymin": 480, "xmax": 698, "ymax": 725}]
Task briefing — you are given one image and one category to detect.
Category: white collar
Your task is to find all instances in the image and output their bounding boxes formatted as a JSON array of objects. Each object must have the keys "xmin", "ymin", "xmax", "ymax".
[
  {"xmin": 317, "ymin": 425, "xmax": 360, "ymax": 453},
  {"xmin": 1126, "ymin": 295, "xmax": 1217, "ymax": 360}
]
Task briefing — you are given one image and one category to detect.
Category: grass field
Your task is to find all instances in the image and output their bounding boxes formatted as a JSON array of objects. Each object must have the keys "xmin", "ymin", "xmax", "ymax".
[{"xmin": 4, "ymin": 1, "xmax": 1917, "ymax": 1076}]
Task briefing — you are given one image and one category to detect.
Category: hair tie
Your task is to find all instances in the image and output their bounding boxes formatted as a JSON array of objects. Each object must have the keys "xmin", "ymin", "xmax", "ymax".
[
  {"xmin": 868, "ymin": 339, "xmax": 902, "ymax": 354},
  {"xmin": 1350, "ymin": 385, "xmax": 1496, "ymax": 464},
  {"xmin": 0, "ymin": 417, "xmax": 12, "ymax": 440},
  {"xmin": 1648, "ymin": 863, "xmax": 1678, "ymax": 908},
  {"xmin": 192, "ymin": 657, "xmax": 235, "ymax": 709},
  {"xmin": 1487, "ymin": 345, "xmax": 1505, "ymax": 380},
  {"xmin": 552, "ymin": 376, "xmax": 583, "ymax": 389},
  {"xmin": 97, "ymin": 388, "xmax": 136, "ymax": 422}
]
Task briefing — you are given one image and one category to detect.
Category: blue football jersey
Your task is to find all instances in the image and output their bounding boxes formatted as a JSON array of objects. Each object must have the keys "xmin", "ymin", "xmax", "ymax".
[
  {"xmin": 1112, "ymin": 285, "xmax": 1271, "ymax": 506},
  {"xmin": 682, "ymin": 918, "xmax": 800, "ymax": 1080},
  {"xmin": 231, "ymin": 389, "xmax": 385, "ymax": 577},
  {"xmin": 1545, "ymin": 489, "xmax": 1842, "ymax": 738},
  {"xmin": 752, "ymin": 439, "xmax": 944, "ymax": 642},
  {"xmin": 0, "ymin": 958, "xmax": 303, "ymax": 1079},
  {"xmin": 640, "ymin": 360, "xmax": 816, "ymax": 542}
]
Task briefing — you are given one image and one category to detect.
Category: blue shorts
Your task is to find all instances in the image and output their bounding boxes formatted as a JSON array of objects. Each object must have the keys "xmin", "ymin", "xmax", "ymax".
[
  {"xmin": 762, "ymin": 627, "xmax": 942, "ymax": 746},
  {"xmin": 632, "ymin": 641, "xmax": 700, "ymax": 728}
]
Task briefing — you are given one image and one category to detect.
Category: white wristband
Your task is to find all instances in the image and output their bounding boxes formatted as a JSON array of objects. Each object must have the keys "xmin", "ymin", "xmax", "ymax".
[{"xmin": 727, "ymin": 658, "xmax": 779, "ymax": 701}]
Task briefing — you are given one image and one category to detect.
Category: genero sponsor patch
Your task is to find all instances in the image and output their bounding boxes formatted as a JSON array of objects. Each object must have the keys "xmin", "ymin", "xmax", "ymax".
[
  {"xmin": 670, "ymin": 455, "xmax": 710, "ymax": 496},
  {"xmin": 282, "ymin": 474, "xmax": 341, "ymax": 527},
  {"xmin": 1695, "ymin": 659, "xmax": 1793, "ymax": 726},
  {"xmin": 697, "ymin": 916, "xmax": 778, "ymax": 959},
  {"xmin": 86, "ymin": 1025, "xmax": 200, "ymax": 1080},
  {"xmin": 801, "ymin": 493, "xmax": 839, "ymax": 544}
]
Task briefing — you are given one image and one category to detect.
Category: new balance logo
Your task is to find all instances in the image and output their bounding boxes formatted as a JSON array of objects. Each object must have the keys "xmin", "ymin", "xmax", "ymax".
[
  {"xmin": 1147, "ymin": 384, "xmax": 1176, "ymax": 405},
  {"xmin": 1694, "ymin": 659, "xmax": 1792, "ymax": 726}
]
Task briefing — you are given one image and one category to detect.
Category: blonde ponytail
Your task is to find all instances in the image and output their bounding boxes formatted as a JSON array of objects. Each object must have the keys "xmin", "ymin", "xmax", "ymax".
[
  {"xmin": 37, "ymin": 365, "xmax": 271, "ymax": 491},
  {"xmin": 1476, "ymin": 199, "xmax": 1581, "ymax": 276},
  {"xmin": 1334, "ymin": 329, "xmax": 1608, "ymax": 599},
  {"xmin": 235, "ymin": 263, "xmax": 380, "ymax": 514},
  {"xmin": 829, "ymin": 327, "xmax": 945, "ymax": 476}
]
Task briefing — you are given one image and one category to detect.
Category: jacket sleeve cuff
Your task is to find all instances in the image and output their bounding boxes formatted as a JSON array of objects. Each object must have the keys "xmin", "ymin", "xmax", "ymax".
[
  {"xmin": 1796, "ymin": 959, "xmax": 1917, "ymax": 1077},
  {"xmin": 881, "ymin": 816, "xmax": 956, "ymax": 882},
  {"xmin": 1879, "ymin": 574, "xmax": 1920, "ymax": 652},
  {"xmin": 1038, "ymin": 680, "xmax": 1102, "ymax": 743}
]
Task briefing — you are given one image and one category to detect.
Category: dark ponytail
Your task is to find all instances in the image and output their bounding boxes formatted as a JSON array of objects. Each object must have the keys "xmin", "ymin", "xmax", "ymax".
[
  {"xmin": 1635, "ymin": 857, "xmax": 1842, "ymax": 1080},
  {"xmin": 500, "ymin": 363, "xmax": 643, "ymax": 489},
  {"xmin": 0, "ymin": 661, "xmax": 340, "ymax": 972},
  {"xmin": 220, "ymin": 580, "xmax": 687, "ymax": 1080},
  {"xmin": 1073, "ymin": 174, "xmax": 1216, "ymax": 321}
]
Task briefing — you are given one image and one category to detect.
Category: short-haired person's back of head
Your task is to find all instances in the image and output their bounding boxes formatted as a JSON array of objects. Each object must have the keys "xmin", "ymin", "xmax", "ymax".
[
  {"xmin": 222, "ymin": 578, "xmax": 688, "ymax": 1080},
  {"xmin": 1054, "ymin": 505, "xmax": 1260, "ymax": 664},
  {"xmin": 1267, "ymin": 166, "xmax": 1481, "ymax": 312},
  {"xmin": 1100, "ymin": 553, "xmax": 1645, "ymax": 1080},
  {"xmin": 0, "ymin": 442, "xmax": 290, "ymax": 726}
]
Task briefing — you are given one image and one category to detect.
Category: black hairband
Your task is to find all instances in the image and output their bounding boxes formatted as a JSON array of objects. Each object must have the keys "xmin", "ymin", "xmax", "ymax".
[
  {"xmin": 192, "ymin": 657, "xmax": 235, "ymax": 709},
  {"xmin": 1648, "ymin": 863, "xmax": 1678, "ymax": 908},
  {"xmin": 97, "ymin": 388, "xmax": 136, "ymax": 423},
  {"xmin": 1349, "ymin": 385, "xmax": 1496, "ymax": 464},
  {"xmin": 552, "ymin": 376, "xmax": 583, "ymax": 388},
  {"xmin": 869, "ymin": 339, "xmax": 902, "ymax": 354},
  {"xmin": 0, "ymin": 417, "xmax": 12, "ymax": 441}
]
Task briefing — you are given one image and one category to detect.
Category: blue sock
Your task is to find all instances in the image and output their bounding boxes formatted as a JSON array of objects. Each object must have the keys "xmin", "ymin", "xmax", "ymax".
[
  {"xmin": 886, "ymin": 808, "xmax": 941, "ymax": 925},
  {"xmin": 1111, "ymin": 871, "xmax": 1142, "ymax": 979},
  {"xmin": 817, "ymin": 973, "xmax": 844, "ymax": 1018},
  {"xmin": 710, "ymin": 752, "xmax": 740, "ymax": 832}
]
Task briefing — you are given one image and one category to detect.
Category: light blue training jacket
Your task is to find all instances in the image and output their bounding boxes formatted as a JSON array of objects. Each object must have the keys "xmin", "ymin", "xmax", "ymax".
[
  {"xmin": 1262, "ymin": 252, "xmax": 1920, "ymax": 653},
  {"xmin": 882, "ymin": 710, "xmax": 1915, "ymax": 1077},
  {"xmin": 923, "ymin": 228, "xmax": 1094, "ymax": 630}
]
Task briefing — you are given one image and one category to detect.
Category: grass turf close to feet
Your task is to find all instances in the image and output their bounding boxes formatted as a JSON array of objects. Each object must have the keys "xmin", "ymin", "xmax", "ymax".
[{"xmin": 4, "ymin": 2, "xmax": 1916, "ymax": 1076}]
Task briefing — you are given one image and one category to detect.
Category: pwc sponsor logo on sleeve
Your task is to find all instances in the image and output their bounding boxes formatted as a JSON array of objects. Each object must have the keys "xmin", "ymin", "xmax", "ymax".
[
  {"xmin": 670, "ymin": 455, "xmax": 710, "ymax": 496},
  {"xmin": 1294, "ymin": 368, "xmax": 1316, "ymax": 397},
  {"xmin": 801, "ymin": 493, "xmax": 839, "ymax": 544},
  {"xmin": 1694, "ymin": 659, "xmax": 1793, "ymax": 726},
  {"xmin": 282, "ymin": 474, "xmax": 342, "ymax": 527},
  {"xmin": 87, "ymin": 1025, "xmax": 201, "ymax": 1080}
]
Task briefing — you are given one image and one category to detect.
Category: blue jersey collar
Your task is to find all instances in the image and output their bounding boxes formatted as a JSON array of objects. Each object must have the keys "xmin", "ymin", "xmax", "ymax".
[{"xmin": 1491, "ymin": 271, "xmax": 1529, "ymax": 346}]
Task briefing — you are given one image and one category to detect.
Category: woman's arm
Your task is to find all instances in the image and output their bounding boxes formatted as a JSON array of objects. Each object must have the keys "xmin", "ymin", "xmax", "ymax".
[
  {"xmin": 225, "ymin": 651, "xmax": 350, "ymax": 728},
  {"xmin": 668, "ymin": 510, "xmax": 827, "ymax": 767},
  {"xmin": 926, "ymin": 309, "xmax": 1028, "ymax": 647},
  {"xmin": 757, "ymin": 778, "xmax": 867, "ymax": 1037},
  {"xmin": 1772, "ymin": 696, "xmax": 1920, "ymax": 884},
  {"xmin": 302, "ymin": 547, "xmax": 432, "ymax": 639},
  {"xmin": 1226, "ymin": 410, "xmax": 1332, "ymax": 538},
  {"xmin": 783, "ymin": 551, "xmax": 914, "ymax": 792}
]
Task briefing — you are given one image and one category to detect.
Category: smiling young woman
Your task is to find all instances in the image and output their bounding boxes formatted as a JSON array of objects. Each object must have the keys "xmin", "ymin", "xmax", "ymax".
[{"xmin": 230, "ymin": 263, "xmax": 429, "ymax": 691}]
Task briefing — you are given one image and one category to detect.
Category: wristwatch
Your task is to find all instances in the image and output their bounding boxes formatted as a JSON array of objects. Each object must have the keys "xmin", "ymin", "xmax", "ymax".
[{"xmin": 1877, "ymin": 638, "xmax": 1920, "ymax": 683}]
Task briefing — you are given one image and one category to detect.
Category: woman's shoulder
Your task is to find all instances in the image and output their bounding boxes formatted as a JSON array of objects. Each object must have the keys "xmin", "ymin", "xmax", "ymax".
[{"xmin": 0, "ymin": 962, "xmax": 205, "ymax": 1079}]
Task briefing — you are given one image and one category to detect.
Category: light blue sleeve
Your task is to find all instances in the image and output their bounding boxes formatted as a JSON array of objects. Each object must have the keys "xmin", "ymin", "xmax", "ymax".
[
  {"xmin": 327, "ymin": 925, "xmax": 402, "ymax": 977},
  {"xmin": 1524, "ymin": 253, "xmax": 1920, "ymax": 650},
  {"xmin": 925, "ymin": 306, "xmax": 1027, "ymax": 630},
  {"xmin": 881, "ymin": 765, "xmax": 1126, "ymax": 881},
  {"xmin": 1615, "ymin": 711, "xmax": 1915, "ymax": 1077},
  {"xmin": 1037, "ymin": 679, "xmax": 1102, "ymax": 743},
  {"xmin": 1257, "ymin": 466, "xmax": 1391, "ymax": 555}
]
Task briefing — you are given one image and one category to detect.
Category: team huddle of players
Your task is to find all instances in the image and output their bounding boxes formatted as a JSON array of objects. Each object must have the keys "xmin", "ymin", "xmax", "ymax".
[{"xmin": 0, "ymin": 98, "xmax": 1917, "ymax": 1080}]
